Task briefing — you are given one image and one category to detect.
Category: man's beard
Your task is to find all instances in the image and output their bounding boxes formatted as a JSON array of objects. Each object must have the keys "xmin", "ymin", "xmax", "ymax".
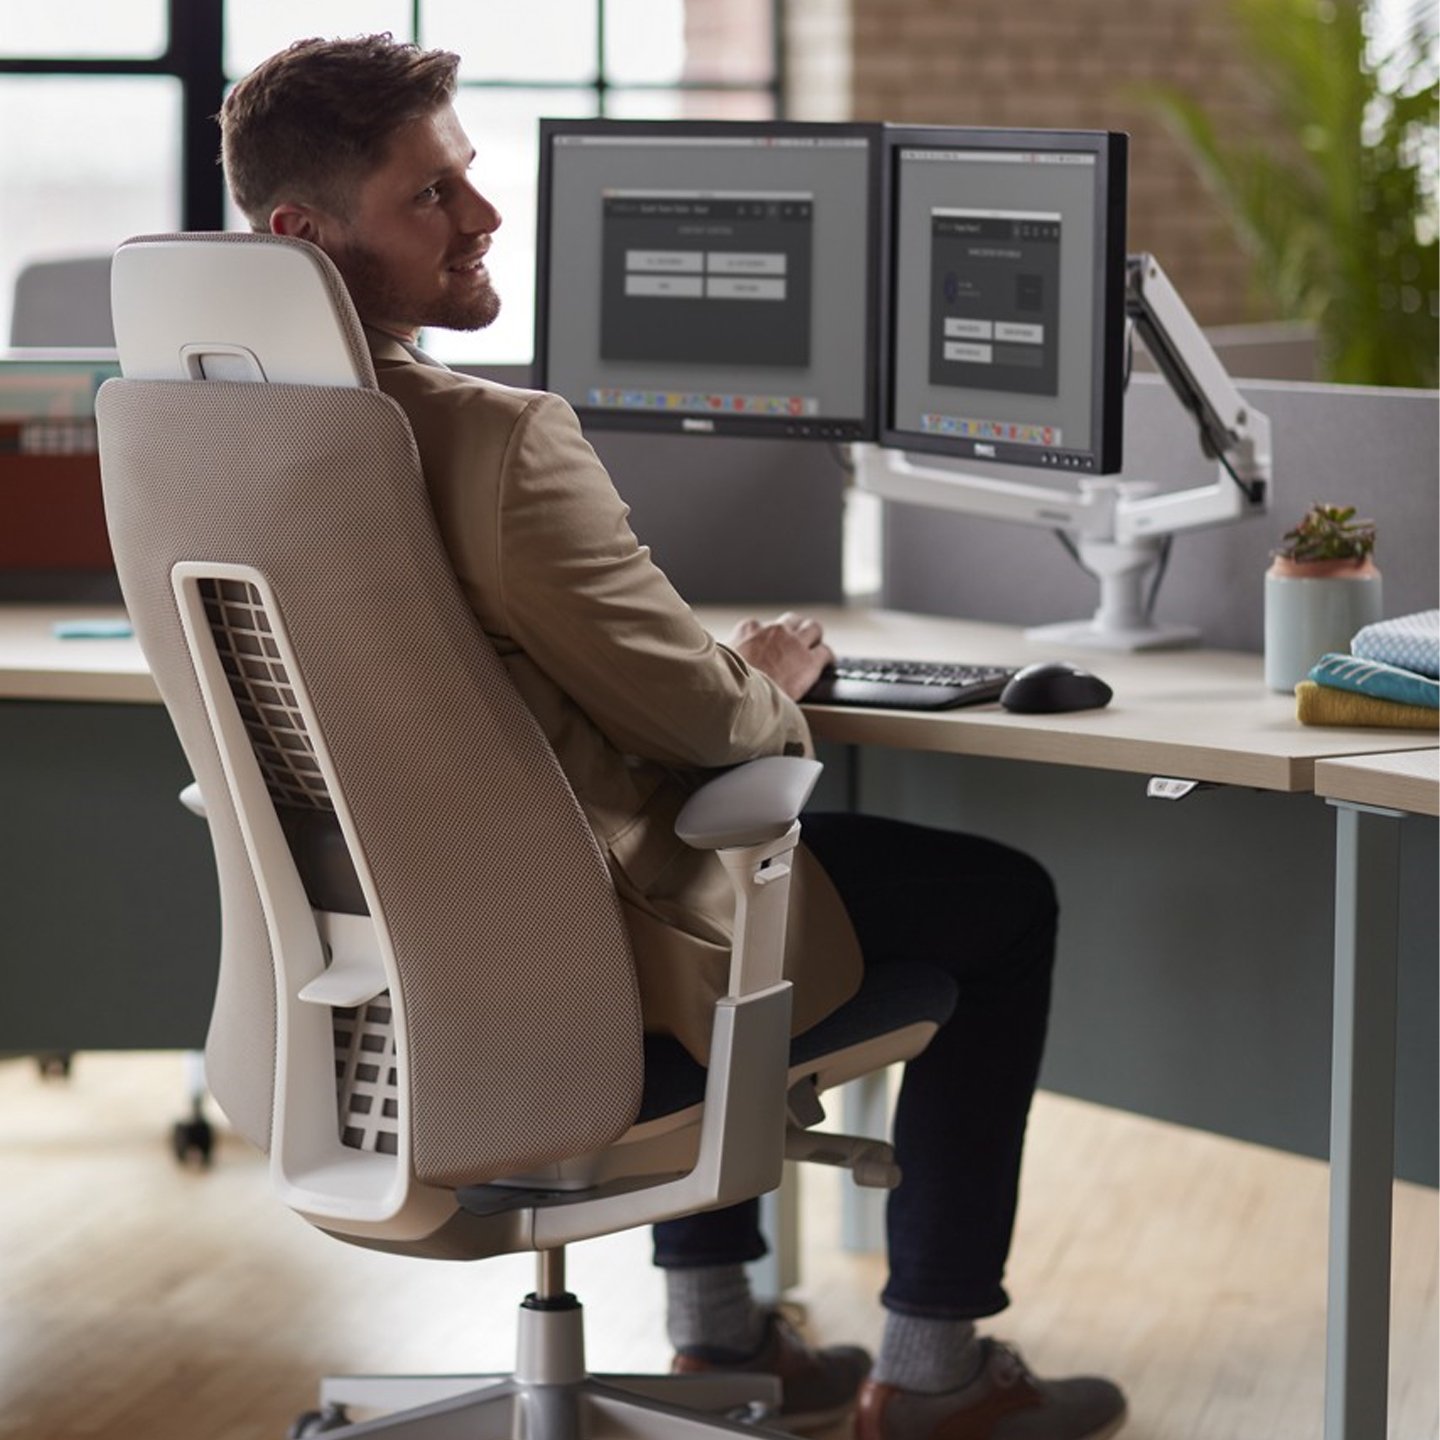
[{"xmin": 333, "ymin": 237, "xmax": 500, "ymax": 332}]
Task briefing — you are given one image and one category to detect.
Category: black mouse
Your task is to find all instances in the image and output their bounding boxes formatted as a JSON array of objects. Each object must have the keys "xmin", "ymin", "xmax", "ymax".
[{"xmin": 1000, "ymin": 661, "xmax": 1113, "ymax": 714}]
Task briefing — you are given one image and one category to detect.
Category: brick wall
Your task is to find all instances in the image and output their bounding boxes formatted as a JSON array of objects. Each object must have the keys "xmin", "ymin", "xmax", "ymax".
[{"xmin": 822, "ymin": 0, "xmax": 1279, "ymax": 325}]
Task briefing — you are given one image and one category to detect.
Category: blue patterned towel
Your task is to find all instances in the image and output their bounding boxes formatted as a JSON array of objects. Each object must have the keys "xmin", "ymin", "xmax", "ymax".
[
  {"xmin": 1351, "ymin": 610, "xmax": 1440, "ymax": 679},
  {"xmin": 1309, "ymin": 653, "xmax": 1440, "ymax": 709}
]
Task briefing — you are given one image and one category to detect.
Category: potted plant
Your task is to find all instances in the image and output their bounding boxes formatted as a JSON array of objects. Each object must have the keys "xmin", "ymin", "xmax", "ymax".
[
  {"xmin": 1264, "ymin": 503, "xmax": 1383, "ymax": 690},
  {"xmin": 1143, "ymin": 0, "xmax": 1438, "ymax": 389}
]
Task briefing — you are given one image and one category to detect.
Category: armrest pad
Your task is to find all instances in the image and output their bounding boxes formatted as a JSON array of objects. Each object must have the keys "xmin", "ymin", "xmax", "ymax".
[{"xmin": 675, "ymin": 756, "xmax": 823, "ymax": 850}]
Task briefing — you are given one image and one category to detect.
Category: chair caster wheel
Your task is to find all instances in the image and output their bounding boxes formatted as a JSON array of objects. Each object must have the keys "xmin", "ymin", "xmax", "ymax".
[
  {"xmin": 287, "ymin": 1403, "xmax": 351, "ymax": 1436},
  {"xmin": 172, "ymin": 1115, "xmax": 214, "ymax": 1166}
]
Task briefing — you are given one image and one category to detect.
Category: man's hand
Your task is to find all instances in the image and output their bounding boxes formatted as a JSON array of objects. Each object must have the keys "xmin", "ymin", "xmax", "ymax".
[{"xmin": 728, "ymin": 612, "xmax": 834, "ymax": 702}]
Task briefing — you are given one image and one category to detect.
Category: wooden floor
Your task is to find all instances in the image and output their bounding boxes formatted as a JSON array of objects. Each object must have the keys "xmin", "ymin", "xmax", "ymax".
[{"xmin": 0, "ymin": 1052, "xmax": 1434, "ymax": 1440}]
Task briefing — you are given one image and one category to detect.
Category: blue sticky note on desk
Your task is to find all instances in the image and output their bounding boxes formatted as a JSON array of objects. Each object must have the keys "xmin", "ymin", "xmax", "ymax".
[{"xmin": 52, "ymin": 618, "xmax": 134, "ymax": 640}]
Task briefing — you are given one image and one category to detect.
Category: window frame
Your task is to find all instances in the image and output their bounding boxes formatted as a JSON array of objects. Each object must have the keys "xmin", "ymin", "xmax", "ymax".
[{"xmin": 0, "ymin": 0, "xmax": 787, "ymax": 237}]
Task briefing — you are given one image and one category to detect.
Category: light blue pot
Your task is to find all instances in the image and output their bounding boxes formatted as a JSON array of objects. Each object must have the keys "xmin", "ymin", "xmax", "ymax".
[{"xmin": 1264, "ymin": 570, "xmax": 1384, "ymax": 692}]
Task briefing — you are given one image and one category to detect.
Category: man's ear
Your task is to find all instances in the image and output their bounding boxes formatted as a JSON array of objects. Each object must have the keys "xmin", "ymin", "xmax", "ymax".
[{"xmin": 269, "ymin": 204, "xmax": 326, "ymax": 244}]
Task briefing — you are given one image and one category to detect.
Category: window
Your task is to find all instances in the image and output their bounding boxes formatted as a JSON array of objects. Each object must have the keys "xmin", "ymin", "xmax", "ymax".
[{"xmin": 1, "ymin": 0, "xmax": 782, "ymax": 362}]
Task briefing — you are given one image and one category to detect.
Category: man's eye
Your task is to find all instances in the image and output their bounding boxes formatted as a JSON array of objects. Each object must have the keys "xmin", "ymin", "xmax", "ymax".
[{"xmin": 417, "ymin": 184, "xmax": 440, "ymax": 202}]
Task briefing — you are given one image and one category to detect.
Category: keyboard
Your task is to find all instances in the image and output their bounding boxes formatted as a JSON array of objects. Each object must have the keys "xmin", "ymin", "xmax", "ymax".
[{"xmin": 803, "ymin": 656, "xmax": 1020, "ymax": 711}]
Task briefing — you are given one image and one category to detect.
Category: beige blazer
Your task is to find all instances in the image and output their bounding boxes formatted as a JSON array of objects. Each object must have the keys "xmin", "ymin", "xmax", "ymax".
[{"xmin": 367, "ymin": 330, "xmax": 863, "ymax": 1060}]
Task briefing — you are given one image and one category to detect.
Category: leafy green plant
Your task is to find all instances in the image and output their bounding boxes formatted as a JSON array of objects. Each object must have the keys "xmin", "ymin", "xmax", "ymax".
[
  {"xmin": 1275, "ymin": 502, "xmax": 1378, "ymax": 560},
  {"xmin": 1146, "ymin": 0, "xmax": 1438, "ymax": 387}
]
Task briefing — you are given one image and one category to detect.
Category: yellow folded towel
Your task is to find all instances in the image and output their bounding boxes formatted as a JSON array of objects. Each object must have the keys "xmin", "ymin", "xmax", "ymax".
[{"xmin": 1295, "ymin": 680, "xmax": 1440, "ymax": 730}]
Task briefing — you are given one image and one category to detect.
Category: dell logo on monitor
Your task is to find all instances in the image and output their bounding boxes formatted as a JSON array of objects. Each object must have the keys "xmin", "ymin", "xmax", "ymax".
[
  {"xmin": 682, "ymin": 418, "xmax": 716, "ymax": 433},
  {"xmin": 976, "ymin": 443, "xmax": 997, "ymax": 458}
]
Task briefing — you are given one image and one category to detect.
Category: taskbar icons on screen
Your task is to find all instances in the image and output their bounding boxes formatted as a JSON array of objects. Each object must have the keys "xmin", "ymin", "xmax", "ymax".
[
  {"xmin": 919, "ymin": 411, "xmax": 1061, "ymax": 448},
  {"xmin": 588, "ymin": 386, "xmax": 821, "ymax": 418}
]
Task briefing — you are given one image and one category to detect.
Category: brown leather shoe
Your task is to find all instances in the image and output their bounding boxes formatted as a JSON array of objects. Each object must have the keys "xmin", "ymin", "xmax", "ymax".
[
  {"xmin": 672, "ymin": 1308, "xmax": 872, "ymax": 1433},
  {"xmin": 855, "ymin": 1340, "xmax": 1126, "ymax": 1440}
]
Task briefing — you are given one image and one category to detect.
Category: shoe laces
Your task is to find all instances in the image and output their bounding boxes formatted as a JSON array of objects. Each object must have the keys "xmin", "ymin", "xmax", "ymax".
[{"xmin": 987, "ymin": 1341, "xmax": 1035, "ymax": 1390}]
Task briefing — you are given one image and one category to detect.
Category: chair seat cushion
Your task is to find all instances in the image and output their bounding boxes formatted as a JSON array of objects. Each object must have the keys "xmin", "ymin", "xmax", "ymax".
[{"xmin": 637, "ymin": 961, "xmax": 958, "ymax": 1124}]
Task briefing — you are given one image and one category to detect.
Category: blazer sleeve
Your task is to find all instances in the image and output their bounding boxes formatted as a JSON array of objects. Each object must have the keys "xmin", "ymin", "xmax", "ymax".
[{"xmin": 493, "ymin": 391, "xmax": 811, "ymax": 769}]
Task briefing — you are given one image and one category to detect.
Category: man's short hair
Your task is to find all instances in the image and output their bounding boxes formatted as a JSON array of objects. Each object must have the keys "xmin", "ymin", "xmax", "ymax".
[{"xmin": 219, "ymin": 34, "xmax": 460, "ymax": 230}]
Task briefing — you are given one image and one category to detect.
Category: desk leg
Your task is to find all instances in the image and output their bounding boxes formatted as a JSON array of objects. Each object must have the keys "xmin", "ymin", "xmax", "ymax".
[
  {"xmin": 840, "ymin": 1072, "xmax": 891, "ymax": 1252},
  {"xmin": 1323, "ymin": 801, "xmax": 1402, "ymax": 1440}
]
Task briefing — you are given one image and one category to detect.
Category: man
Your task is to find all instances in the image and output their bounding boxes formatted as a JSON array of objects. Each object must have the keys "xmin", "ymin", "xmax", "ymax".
[{"xmin": 219, "ymin": 35, "xmax": 1126, "ymax": 1440}]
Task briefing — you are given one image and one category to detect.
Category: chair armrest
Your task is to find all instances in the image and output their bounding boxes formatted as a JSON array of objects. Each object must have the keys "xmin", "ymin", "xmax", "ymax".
[
  {"xmin": 535, "ymin": 764, "xmax": 823, "ymax": 1242},
  {"xmin": 675, "ymin": 756, "xmax": 823, "ymax": 850}
]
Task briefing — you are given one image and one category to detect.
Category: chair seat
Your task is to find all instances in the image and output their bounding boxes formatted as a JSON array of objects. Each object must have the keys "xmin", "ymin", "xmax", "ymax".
[{"xmin": 637, "ymin": 961, "xmax": 958, "ymax": 1124}]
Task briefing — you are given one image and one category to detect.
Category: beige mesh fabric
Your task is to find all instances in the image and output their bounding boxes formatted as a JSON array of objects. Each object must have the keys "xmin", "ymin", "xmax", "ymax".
[{"xmin": 97, "ymin": 378, "xmax": 645, "ymax": 1187}]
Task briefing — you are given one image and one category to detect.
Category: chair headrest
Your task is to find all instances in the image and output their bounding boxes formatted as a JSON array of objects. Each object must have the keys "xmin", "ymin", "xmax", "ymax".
[{"xmin": 111, "ymin": 232, "xmax": 376, "ymax": 388}]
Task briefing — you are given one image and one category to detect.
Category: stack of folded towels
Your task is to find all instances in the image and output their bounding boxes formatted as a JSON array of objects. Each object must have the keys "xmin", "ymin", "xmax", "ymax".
[{"xmin": 1296, "ymin": 609, "xmax": 1439, "ymax": 729}]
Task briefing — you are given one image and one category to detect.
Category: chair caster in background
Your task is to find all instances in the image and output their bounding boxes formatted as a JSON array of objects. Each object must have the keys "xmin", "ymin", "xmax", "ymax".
[
  {"xmin": 287, "ymin": 1404, "xmax": 352, "ymax": 1437},
  {"xmin": 171, "ymin": 1108, "xmax": 214, "ymax": 1166}
]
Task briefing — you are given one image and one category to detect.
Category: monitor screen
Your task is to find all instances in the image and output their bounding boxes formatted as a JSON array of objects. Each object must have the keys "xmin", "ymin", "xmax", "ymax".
[
  {"xmin": 535, "ymin": 119, "xmax": 881, "ymax": 441},
  {"xmin": 880, "ymin": 127, "xmax": 1127, "ymax": 474}
]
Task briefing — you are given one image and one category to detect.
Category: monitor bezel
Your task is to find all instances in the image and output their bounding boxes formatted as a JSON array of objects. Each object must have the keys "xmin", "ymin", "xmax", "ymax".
[
  {"xmin": 534, "ymin": 116, "xmax": 883, "ymax": 442},
  {"xmin": 877, "ymin": 125, "xmax": 1128, "ymax": 476}
]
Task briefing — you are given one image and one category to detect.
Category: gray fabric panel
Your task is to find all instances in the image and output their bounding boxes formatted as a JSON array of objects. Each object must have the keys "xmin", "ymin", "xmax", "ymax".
[
  {"xmin": 880, "ymin": 376, "xmax": 1439, "ymax": 648},
  {"xmin": 97, "ymin": 378, "xmax": 644, "ymax": 1185}
]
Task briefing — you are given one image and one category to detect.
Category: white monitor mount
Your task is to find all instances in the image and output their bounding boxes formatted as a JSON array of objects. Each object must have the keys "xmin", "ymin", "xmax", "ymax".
[{"xmin": 856, "ymin": 254, "xmax": 1273, "ymax": 650}]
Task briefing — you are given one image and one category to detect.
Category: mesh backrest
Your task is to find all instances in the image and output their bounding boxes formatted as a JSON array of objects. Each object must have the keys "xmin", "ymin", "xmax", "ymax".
[{"xmin": 97, "ymin": 237, "xmax": 644, "ymax": 1186}]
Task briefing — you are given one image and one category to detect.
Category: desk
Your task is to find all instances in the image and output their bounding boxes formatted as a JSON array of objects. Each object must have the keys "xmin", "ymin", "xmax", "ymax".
[
  {"xmin": 8, "ymin": 600, "xmax": 1433, "ymax": 788},
  {"xmin": 1313, "ymin": 750, "xmax": 1439, "ymax": 1440},
  {"xmin": 701, "ymin": 606, "xmax": 1435, "ymax": 1432},
  {"xmin": 0, "ymin": 603, "xmax": 215, "ymax": 1053},
  {"xmin": 0, "ymin": 602, "xmax": 154, "ymax": 703},
  {"xmin": 6, "ymin": 600, "xmax": 1437, "ymax": 1425},
  {"xmin": 697, "ymin": 605, "xmax": 1437, "ymax": 791}
]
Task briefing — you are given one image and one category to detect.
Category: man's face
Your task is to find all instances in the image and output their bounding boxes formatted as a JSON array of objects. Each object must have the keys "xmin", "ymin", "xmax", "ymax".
[{"xmin": 282, "ymin": 104, "xmax": 502, "ymax": 340}]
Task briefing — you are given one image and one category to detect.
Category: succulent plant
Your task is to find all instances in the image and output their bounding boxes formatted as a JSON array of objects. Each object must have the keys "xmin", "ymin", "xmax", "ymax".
[{"xmin": 1274, "ymin": 503, "xmax": 1377, "ymax": 562}]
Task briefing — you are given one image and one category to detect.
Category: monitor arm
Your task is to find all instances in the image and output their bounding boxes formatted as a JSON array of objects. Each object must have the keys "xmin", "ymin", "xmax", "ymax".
[
  {"xmin": 1116, "ymin": 253, "xmax": 1270, "ymax": 540},
  {"xmin": 854, "ymin": 254, "xmax": 1273, "ymax": 650}
]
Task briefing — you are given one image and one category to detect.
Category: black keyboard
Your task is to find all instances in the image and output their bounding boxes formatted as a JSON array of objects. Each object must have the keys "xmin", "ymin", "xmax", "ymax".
[{"xmin": 804, "ymin": 657, "xmax": 1020, "ymax": 711}]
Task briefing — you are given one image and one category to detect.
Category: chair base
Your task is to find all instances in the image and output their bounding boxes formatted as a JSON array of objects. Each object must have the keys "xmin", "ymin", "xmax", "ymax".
[
  {"xmin": 294, "ymin": 1289, "xmax": 789, "ymax": 1438},
  {"xmin": 299, "ymin": 1374, "xmax": 786, "ymax": 1438}
]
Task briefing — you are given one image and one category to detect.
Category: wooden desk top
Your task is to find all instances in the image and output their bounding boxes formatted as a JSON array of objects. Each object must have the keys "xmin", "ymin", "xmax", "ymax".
[
  {"xmin": 4, "ymin": 601, "xmax": 1435, "ymax": 793},
  {"xmin": 1313, "ymin": 749, "xmax": 1440, "ymax": 817},
  {"xmin": 0, "ymin": 603, "xmax": 154, "ymax": 704},
  {"xmin": 698, "ymin": 605, "xmax": 1439, "ymax": 794}
]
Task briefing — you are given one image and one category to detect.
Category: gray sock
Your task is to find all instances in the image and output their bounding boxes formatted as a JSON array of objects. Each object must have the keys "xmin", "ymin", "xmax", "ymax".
[
  {"xmin": 664, "ymin": 1264, "xmax": 767, "ymax": 1356},
  {"xmin": 873, "ymin": 1313, "xmax": 983, "ymax": 1394}
]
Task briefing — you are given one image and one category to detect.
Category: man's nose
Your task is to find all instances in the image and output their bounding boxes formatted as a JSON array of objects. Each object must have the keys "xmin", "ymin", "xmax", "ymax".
[{"xmin": 459, "ymin": 180, "xmax": 501, "ymax": 234}]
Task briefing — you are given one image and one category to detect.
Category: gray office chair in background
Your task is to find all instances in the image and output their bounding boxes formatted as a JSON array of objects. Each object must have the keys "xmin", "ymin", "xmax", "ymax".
[
  {"xmin": 9, "ymin": 253, "xmax": 115, "ymax": 347},
  {"xmin": 94, "ymin": 233, "xmax": 955, "ymax": 1439}
]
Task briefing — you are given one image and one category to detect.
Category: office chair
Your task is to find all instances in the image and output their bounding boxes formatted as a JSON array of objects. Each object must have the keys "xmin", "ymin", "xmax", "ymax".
[
  {"xmin": 95, "ymin": 232, "xmax": 957, "ymax": 1439},
  {"xmin": 9, "ymin": 253, "xmax": 115, "ymax": 347}
]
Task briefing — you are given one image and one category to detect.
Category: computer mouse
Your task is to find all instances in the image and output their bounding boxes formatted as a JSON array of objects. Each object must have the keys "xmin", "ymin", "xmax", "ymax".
[{"xmin": 999, "ymin": 661, "xmax": 1113, "ymax": 714}]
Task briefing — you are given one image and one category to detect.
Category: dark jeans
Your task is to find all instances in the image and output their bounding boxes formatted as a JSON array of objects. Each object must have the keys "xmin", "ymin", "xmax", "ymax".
[{"xmin": 652, "ymin": 812, "xmax": 1058, "ymax": 1320}]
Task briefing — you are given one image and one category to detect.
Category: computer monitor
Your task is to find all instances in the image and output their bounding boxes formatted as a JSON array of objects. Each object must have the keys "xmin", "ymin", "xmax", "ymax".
[
  {"xmin": 879, "ymin": 126, "xmax": 1128, "ymax": 475},
  {"xmin": 534, "ymin": 119, "xmax": 881, "ymax": 442}
]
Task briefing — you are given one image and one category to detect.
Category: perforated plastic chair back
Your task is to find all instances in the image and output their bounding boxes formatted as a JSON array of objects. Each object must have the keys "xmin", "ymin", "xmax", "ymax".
[{"xmin": 96, "ymin": 234, "xmax": 643, "ymax": 1240}]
